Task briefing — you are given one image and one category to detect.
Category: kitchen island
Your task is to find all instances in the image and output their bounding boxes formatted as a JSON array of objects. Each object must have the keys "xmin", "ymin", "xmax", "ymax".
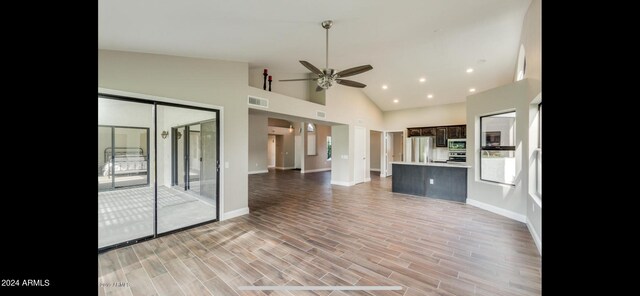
[{"xmin": 392, "ymin": 162, "xmax": 471, "ymax": 202}]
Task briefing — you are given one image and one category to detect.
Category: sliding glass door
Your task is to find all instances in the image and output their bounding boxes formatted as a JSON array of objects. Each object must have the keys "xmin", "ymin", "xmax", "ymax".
[
  {"xmin": 200, "ymin": 121, "xmax": 217, "ymax": 201},
  {"xmin": 98, "ymin": 98, "xmax": 154, "ymax": 249},
  {"xmin": 98, "ymin": 94, "xmax": 219, "ymax": 251},
  {"xmin": 160, "ymin": 108, "xmax": 218, "ymax": 234}
]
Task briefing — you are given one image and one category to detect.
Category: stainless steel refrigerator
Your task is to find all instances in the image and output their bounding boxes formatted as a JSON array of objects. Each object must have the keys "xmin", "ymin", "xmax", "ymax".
[{"xmin": 405, "ymin": 136, "xmax": 434, "ymax": 163}]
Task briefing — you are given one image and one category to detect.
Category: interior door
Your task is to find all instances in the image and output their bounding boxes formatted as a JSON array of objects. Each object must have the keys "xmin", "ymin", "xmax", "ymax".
[
  {"xmin": 200, "ymin": 121, "xmax": 217, "ymax": 201},
  {"xmin": 268, "ymin": 135, "xmax": 276, "ymax": 168},
  {"xmin": 354, "ymin": 126, "xmax": 366, "ymax": 184}
]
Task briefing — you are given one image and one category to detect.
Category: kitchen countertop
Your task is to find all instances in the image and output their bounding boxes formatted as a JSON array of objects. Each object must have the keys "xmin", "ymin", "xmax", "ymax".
[{"xmin": 391, "ymin": 161, "xmax": 471, "ymax": 168}]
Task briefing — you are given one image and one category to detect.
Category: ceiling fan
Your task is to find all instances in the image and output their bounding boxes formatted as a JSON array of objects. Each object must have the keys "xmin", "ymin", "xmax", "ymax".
[{"xmin": 279, "ymin": 20, "xmax": 373, "ymax": 91}]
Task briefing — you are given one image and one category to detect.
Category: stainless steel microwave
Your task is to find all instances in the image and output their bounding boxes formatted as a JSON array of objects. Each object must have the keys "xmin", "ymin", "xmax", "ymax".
[{"xmin": 448, "ymin": 139, "xmax": 466, "ymax": 151}]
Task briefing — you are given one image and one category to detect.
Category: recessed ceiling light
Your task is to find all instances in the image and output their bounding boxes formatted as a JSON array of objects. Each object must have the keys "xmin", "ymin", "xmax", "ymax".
[
  {"xmin": 469, "ymin": 88, "xmax": 476, "ymax": 92},
  {"xmin": 427, "ymin": 94, "xmax": 433, "ymax": 99},
  {"xmin": 419, "ymin": 78, "xmax": 426, "ymax": 83},
  {"xmin": 466, "ymin": 68, "xmax": 474, "ymax": 73},
  {"xmin": 393, "ymin": 99, "xmax": 399, "ymax": 103},
  {"xmin": 382, "ymin": 85, "xmax": 388, "ymax": 90}
]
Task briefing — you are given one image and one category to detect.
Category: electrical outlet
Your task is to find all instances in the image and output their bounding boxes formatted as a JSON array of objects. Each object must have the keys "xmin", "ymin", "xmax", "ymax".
[{"xmin": 429, "ymin": 179, "xmax": 434, "ymax": 184}]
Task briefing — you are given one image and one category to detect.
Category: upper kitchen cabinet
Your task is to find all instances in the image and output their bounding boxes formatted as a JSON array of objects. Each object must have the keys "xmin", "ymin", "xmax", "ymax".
[
  {"xmin": 436, "ymin": 127, "xmax": 448, "ymax": 147},
  {"xmin": 447, "ymin": 126, "xmax": 462, "ymax": 139},
  {"xmin": 408, "ymin": 128, "xmax": 422, "ymax": 137},
  {"xmin": 421, "ymin": 127, "xmax": 436, "ymax": 137},
  {"xmin": 408, "ymin": 124, "xmax": 466, "ymax": 141}
]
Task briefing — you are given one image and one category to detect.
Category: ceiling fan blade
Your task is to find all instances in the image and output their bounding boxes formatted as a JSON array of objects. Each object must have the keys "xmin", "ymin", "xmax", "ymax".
[
  {"xmin": 316, "ymin": 85, "xmax": 324, "ymax": 92},
  {"xmin": 279, "ymin": 78, "xmax": 318, "ymax": 82},
  {"xmin": 336, "ymin": 65, "xmax": 373, "ymax": 78},
  {"xmin": 336, "ymin": 79, "xmax": 366, "ymax": 88},
  {"xmin": 300, "ymin": 60, "xmax": 324, "ymax": 75}
]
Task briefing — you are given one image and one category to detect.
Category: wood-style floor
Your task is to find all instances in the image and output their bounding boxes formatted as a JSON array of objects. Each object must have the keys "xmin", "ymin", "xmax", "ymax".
[{"xmin": 98, "ymin": 170, "xmax": 541, "ymax": 296}]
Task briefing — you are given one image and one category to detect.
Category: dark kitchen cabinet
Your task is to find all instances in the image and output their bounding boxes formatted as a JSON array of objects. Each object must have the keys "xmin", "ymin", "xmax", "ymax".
[
  {"xmin": 408, "ymin": 124, "xmax": 466, "ymax": 141},
  {"xmin": 436, "ymin": 127, "xmax": 448, "ymax": 147},
  {"xmin": 408, "ymin": 128, "xmax": 422, "ymax": 137},
  {"xmin": 421, "ymin": 127, "xmax": 436, "ymax": 137},
  {"xmin": 447, "ymin": 126, "xmax": 462, "ymax": 139}
]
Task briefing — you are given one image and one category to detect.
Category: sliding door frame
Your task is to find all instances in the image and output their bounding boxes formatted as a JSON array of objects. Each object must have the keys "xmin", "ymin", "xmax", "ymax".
[{"xmin": 98, "ymin": 93, "xmax": 221, "ymax": 253}]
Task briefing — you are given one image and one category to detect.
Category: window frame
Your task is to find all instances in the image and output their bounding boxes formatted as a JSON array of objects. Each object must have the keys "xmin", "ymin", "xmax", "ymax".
[
  {"xmin": 536, "ymin": 103, "xmax": 542, "ymax": 197},
  {"xmin": 479, "ymin": 111, "xmax": 517, "ymax": 185}
]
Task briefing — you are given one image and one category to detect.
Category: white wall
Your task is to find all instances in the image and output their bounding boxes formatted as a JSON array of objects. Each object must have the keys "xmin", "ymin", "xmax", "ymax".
[
  {"xmin": 275, "ymin": 133, "xmax": 295, "ymax": 169},
  {"xmin": 383, "ymin": 102, "xmax": 467, "ymax": 131},
  {"xmin": 518, "ymin": 0, "xmax": 541, "ymax": 82},
  {"xmin": 248, "ymin": 113, "xmax": 269, "ymax": 174},
  {"xmin": 466, "ymin": 78, "xmax": 541, "ymax": 224},
  {"xmin": 249, "ymin": 67, "xmax": 310, "ymax": 101},
  {"xmin": 98, "ymin": 49, "xmax": 249, "ymax": 217},
  {"xmin": 304, "ymin": 123, "xmax": 332, "ymax": 172}
]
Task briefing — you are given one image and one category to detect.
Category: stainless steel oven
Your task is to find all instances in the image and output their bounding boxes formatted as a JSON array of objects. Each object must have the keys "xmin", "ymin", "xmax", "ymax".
[{"xmin": 448, "ymin": 139, "xmax": 466, "ymax": 162}]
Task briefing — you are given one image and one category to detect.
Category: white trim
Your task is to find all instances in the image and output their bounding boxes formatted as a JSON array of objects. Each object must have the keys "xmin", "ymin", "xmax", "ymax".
[
  {"xmin": 275, "ymin": 166, "xmax": 295, "ymax": 170},
  {"xmin": 248, "ymin": 170, "xmax": 269, "ymax": 175},
  {"xmin": 223, "ymin": 207, "xmax": 250, "ymax": 220},
  {"xmin": 364, "ymin": 177, "xmax": 371, "ymax": 182},
  {"xmin": 331, "ymin": 180, "xmax": 355, "ymax": 186},
  {"xmin": 98, "ymin": 87, "xmax": 226, "ymax": 225},
  {"xmin": 466, "ymin": 199, "xmax": 526, "ymax": 223},
  {"xmin": 526, "ymin": 217, "xmax": 542, "ymax": 255},
  {"xmin": 529, "ymin": 193, "xmax": 542, "ymax": 208},
  {"xmin": 370, "ymin": 168, "xmax": 380, "ymax": 172},
  {"xmin": 302, "ymin": 168, "xmax": 331, "ymax": 173}
]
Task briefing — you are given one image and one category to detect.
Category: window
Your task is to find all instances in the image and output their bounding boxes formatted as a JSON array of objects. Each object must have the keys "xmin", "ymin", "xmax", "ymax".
[
  {"xmin": 536, "ymin": 103, "xmax": 542, "ymax": 197},
  {"xmin": 480, "ymin": 111, "xmax": 516, "ymax": 185},
  {"xmin": 327, "ymin": 136, "xmax": 332, "ymax": 160}
]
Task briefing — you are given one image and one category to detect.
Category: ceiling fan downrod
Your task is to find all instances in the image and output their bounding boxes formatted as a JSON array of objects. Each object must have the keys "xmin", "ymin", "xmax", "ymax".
[{"xmin": 322, "ymin": 20, "xmax": 333, "ymax": 71}]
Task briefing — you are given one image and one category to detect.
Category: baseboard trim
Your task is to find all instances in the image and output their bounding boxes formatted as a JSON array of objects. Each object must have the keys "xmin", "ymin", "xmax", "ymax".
[
  {"xmin": 248, "ymin": 170, "xmax": 268, "ymax": 175},
  {"xmin": 364, "ymin": 177, "xmax": 371, "ymax": 182},
  {"xmin": 370, "ymin": 169, "xmax": 380, "ymax": 172},
  {"xmin": 331, "ymin": 180, "xmax": 355, "ymax": 186},
  {"xmin": 526, "ymin": 217, "xmax": 542, "ymax": 255},
  {"xmin": 275, "ymin": 167, "xmax": 295, "ymax": 170},
  {"xmin": 223, "ymin": 207, "xmax": 249, "ymax": 220},
  {"xmin": 302, "ymin": 168, "xmax": 331, "ymax": 173},
  {"xmin": 466, "ymin": 199, "xmax": 526, "ymax": 223}
]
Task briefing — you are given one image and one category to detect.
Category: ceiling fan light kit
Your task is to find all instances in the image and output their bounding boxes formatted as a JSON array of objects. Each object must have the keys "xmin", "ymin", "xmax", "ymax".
[{"xmin": 280, "ymin": 20, "xmax": 373, "ymax": 91}]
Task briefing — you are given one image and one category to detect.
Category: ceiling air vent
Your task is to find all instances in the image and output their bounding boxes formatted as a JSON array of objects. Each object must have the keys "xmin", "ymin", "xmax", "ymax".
[
  {"xmin": 248, "ymin": 96, "xmax": 269, "ymax": 108},
  {"xmin": 316, "ymin": 111, "xmax": 326, "ymax": 119}
]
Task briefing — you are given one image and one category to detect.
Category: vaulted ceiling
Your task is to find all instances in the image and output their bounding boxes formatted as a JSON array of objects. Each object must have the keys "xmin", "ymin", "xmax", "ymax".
[{"xmin": 99, "ymin": 0, "xmax": 532, "ymax": 111}]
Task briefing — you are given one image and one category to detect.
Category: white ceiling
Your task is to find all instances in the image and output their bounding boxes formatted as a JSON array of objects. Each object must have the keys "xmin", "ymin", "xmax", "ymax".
[{"xmin": 99, "ymin": 0, "xmax": 532, "ymax": 111}]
